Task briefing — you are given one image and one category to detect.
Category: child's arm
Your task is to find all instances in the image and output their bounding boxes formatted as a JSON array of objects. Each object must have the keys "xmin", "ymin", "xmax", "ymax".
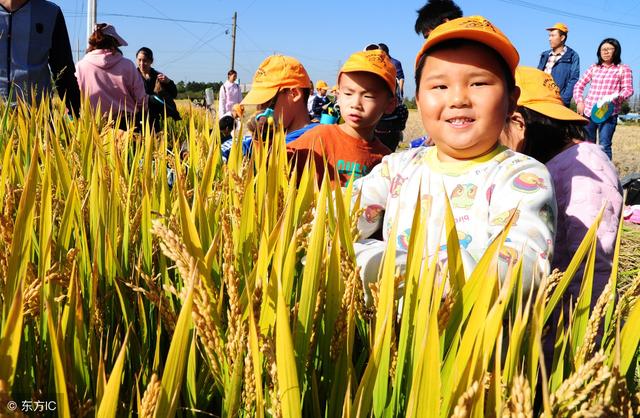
[
  {"xmin": 353, "ymin": 157, "xmax": 394, "ymax": 239},
  {"xmin": 487, "ymin": 157, "xmax": 556, "ymax": 294}
]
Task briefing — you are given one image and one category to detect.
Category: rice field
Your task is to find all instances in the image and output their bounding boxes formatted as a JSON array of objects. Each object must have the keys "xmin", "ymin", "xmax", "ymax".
[{"xmin": 1, "ymin": 100, "xmax": 640, "ymax": 417}]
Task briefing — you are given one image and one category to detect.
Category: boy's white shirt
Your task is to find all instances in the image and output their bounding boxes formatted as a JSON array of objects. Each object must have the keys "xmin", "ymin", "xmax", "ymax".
[{"xmin": 352, "ymin": 145, "xmax": 557, "ymax": 302}]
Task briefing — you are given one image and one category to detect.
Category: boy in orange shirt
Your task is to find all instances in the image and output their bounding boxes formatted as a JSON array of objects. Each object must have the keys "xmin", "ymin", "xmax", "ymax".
[{"xmin": 287, "ymin": 49, "xmax": 397, "ymax": 186}]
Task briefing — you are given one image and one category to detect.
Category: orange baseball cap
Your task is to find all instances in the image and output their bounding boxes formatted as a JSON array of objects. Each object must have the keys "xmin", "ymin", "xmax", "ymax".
[
  {"xmin": 516, "ymin": 66, "xmax": 587, "ymax": 123},
  {"xmin": 546, "ymin": 23, "xmax": 568, "ymax": 33},
  {"xmin": 316, "ymin": 80, "xmax": 328, "ymax": 90},
  {"xmin": 414, "ymin": 15, "xmax": 519, "ymax": 76},
  {"xmin": 338, "ymin": 49, "xmax": 397, "ymax": 95},
  {"xmin": 242, "ymin": 55, "xmax": 311, "ymax": 105}
]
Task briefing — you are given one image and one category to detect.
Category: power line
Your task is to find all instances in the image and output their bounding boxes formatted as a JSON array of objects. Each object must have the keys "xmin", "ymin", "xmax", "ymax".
[
  {"xmin": 497, "ymin": 0, "xmax": 640, "ymax": 30},
  {"xmin": 67, "ymin": 12, "xmax": 231, "ymax": 26}
]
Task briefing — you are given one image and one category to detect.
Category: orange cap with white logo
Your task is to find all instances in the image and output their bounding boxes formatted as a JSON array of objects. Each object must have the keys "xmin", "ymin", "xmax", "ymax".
[
  {"xmin": 242, "ymin": 55, "xmax": 311, "ymax": 105},
  {"xmin": 516, "ymin": 66, "xmax": 586, "ymax": 123},
  {"xmin": 415, "ymin": 15, "xmax": 519, "ymax": 76},
  {"xmin": 339, "ymin": 49, "xmax": 397, "ymax": 95}
]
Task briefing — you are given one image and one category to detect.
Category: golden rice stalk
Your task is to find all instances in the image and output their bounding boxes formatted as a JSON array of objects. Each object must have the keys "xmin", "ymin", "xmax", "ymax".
[
  {"xmin": 576, "ymin": 281, "xmax": 612, "ymax": 365},
  {"xmin": 502, "ymin": 374, "xmax": 533, "ymax": 418},
  {"xmin": 140, "ymin": 373, "xmax": 161, "ymax": 418},
  {"xmin": 451, "ymin": 376, "xmax": 485, "ymax": 418},
  {"xmin": 330, "ymin": 265, "xmax": 360, "ymax": 361},
  {"xmin": 242, "ymin": 334, "xmax": 256, "ymax": 414},
  {"xmin": 543, "ymin": 269, "xmax": 564, "ymax": 305},
  {"xmin": 550, "ymin": 351, "xmax": 608, "ymax": 415},
  {"xmin": 438, "ymin": 290, "xmax": 456, "ymax": 333},
  {"xmin": 261, "ymin": 335, "xmax": 281, "ymax": 418}
]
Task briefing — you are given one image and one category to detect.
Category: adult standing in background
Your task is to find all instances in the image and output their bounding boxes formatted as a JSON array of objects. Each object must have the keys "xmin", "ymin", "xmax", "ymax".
[
  {"xmin": 0, "ymin": 0, "xmax": 80, "ymax": 115},
  {"xmin": 573, "ymin": 38, "xmax": 634, "ymax": 160},
  {"xmin": 76, "ymin": 23, "xmax": 146, "ymax": 130},
  {"xmin": 378, "ymin": 43, "xmax": 404, "ymax": 99},
  {"xmin": 537, "ymin": 23, "xmax": 579, "ymax": 107},
  {"xmin": 414, "ymin": 0, "xmax": 463, "ymax": 38},
  {"xmin": 136, "ymin": 47, "xmax": 180, "ymax": 130},
  {"xmin": 218, "ymin": 69, "xmax": 242, "ymax": 117}
]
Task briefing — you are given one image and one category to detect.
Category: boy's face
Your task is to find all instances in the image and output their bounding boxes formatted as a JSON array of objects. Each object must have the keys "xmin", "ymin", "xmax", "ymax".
[
  {"xmin": 337, "ymin": 72, "xmax": 395, "ymax": 133},
  {"xmin": 416, "ymin": 45, "xmax": 518, "ymax": 162}
]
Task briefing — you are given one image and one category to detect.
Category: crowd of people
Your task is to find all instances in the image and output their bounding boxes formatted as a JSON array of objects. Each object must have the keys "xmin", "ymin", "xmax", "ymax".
[{"xmin": 1, "ymin": 0, "xmax": 634, "ymax": 348}]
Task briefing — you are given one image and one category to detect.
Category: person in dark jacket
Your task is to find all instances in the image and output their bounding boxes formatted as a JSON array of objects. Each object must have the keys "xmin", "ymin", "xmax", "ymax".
[
  {"xmin": 0, "ymin": 0, "xmax": 80, "ymax": 115},
  {"xmin": 136, "ymin": 46, "xmax": 180, "ymax": 131},
  {"xmin": 310, "ymin": 80, "xmax": 329, "ymax": 121},
  {"xmin": 537, "ymin": 22, "xmax": 580, "ymax": 107}
]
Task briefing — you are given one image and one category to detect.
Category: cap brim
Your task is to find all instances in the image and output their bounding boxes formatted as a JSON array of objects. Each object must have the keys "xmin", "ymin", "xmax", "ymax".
[
  {"xmin": 524, "ymin": 102, "xmax": 588, "ymax": 124},
  {"xmin": 241, "ymin": 87, "xmax": 278, "ymax": 106}
]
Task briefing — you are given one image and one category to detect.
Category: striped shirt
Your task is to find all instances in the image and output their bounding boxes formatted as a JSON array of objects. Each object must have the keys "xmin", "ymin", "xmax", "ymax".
[
  {"xmin": 573, "ymin": 63, "xmax": 634, "ymax": 117},
  {"xmin": 543, "ymin": 46, "xmax": 567, "ymax": 74}
]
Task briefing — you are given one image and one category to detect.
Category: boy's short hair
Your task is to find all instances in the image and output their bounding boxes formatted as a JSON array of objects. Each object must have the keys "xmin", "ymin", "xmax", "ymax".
[
  {"xmin": 219, "ymin": 115, "xmax": 235, "ymax": 131},
  {"xmin": 338, "ymin": 50, "xmax": 397, "ymax": 96},
  {"xmin": 227, "ymin": 69, "xmax": 237, "ymax": 77},
  {"xmin": 415, "ymin": 0, "xmax": 463, "ymax": 37},
  {"xmin": 242, "ymin": 55, "xmax": 311, "ymax": 105},
  {"xmin": 414, "ymin": 16, "xmax": 519, "ymax": 93}
]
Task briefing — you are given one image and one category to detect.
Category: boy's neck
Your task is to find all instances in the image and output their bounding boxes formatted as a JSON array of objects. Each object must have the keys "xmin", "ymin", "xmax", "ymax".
[
  {"xmin": 287, "ymin": 112, "xmax": 312, "ymax": 133},
  {"xmin": 339, "ymin": 123, "xmax": 376, "ymax": 143},
  {"xmin": 435, "ymin": 143, "xmax": 499, "ymax": 163}
]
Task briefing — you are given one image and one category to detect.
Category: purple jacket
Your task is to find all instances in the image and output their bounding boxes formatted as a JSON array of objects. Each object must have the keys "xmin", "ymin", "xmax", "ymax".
[{"xmin": 546, "ymin": 142, "xmax": 622, "ymax": 306}]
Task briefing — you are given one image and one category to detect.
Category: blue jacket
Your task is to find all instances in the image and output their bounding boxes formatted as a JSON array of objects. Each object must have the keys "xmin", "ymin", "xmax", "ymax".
[
  {"xmin": 537, "ymin": 46, "xmax": 580, "ymax": 107},
  {"xmin": 0, "ymin": 0, "xmax": 80, "ymax": 114}
]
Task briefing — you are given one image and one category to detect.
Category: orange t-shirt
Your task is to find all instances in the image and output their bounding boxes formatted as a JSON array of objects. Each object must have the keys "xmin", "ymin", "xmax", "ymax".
[{"xmin": 287, "ymin": 124, "xmax": 391, "ymax": 186}]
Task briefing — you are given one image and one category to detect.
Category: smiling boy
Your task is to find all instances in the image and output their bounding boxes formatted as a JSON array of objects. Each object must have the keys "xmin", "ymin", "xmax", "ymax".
[
  {"xmin": 287, "ymin": 49, "xmax": 397, "ymax": 186},
  {"xmin": 353, "ymin": 16, "xmax": 556, "ymax": 300}
]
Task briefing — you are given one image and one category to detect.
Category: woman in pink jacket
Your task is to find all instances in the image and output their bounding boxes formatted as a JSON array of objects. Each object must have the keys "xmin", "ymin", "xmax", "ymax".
[
  {"xmin": 76, "ymin": 23, "xmax": 146, "ymax": 130},
  {"xmin": 502, "ymin": 66, "xmax": 622, "ymax": 309}
]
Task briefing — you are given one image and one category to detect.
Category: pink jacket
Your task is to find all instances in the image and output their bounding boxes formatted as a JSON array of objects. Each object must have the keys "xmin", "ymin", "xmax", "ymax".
[
  {"xmin": 75, "ymin": 49, "xmax": 147, "ymax": 115},
  {"xmin": 218, "ymin": 80, "xmax": 242, "ymax": 116},
  {"xmin": 546, "ymin": 142, "xmax": 622, "ymax": 306}
]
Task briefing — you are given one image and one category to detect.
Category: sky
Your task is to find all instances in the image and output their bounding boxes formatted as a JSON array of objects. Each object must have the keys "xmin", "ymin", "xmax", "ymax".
[{"xmin": 57, "ymin": 0, "xmax": 640, "ymax": 99}]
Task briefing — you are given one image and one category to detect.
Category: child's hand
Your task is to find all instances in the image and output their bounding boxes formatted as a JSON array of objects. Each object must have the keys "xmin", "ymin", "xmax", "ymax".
[
  {"xmin": 157, "ymin": 73, "xmax": 169, "ymax": 84},
  {"xmin": 576, "ymin": 102, "xmax": 585, "ymax": 115}
]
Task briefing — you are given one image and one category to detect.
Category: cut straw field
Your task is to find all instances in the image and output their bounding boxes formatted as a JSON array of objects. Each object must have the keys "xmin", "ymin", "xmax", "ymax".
[{"xmin": 1, "ymin": 100, "xmax": 640, "ymax": 417}]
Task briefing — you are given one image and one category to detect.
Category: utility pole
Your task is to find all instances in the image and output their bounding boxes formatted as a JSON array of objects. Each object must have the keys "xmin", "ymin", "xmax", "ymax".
[
  {"xmin": 230, "ymin": 12, "xmax": 237, "ymax": 71},
  {"xmin": 86, "ymin": 0, "xmax": 97, "ymax": 51}
]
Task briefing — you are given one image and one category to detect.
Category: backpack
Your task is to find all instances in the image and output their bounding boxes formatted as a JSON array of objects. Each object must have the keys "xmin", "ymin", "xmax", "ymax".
[{"xmin": 621, "ymin": 173, "xmax": 640, "ymax": 205}]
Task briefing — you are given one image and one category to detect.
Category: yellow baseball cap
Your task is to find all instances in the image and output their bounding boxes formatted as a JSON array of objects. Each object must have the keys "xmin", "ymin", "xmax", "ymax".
[
  {"xmin": 232, "ymin": 103, "xmax": 244, "ymax": 118},
  {"xmin": 315, "ymin": 80, "xmax": 328, "ymax": 90},
  {"xmin": 546, "ymin": 23, "xmax": 568, "ymax": 33},
  {"xmin": 242, "ymin": 55, "xmax": 311, "ymax": 105},
  {"xmin": 339, "ymin": 49, "xmax": 397, "ymax": 94},
  {"xmin": 415, "ymin": 15, "xmax": 519, "ymax": 76},
  {"xmin": 515, "ymin": 66, "xmax": 587, "ymax": 123}
]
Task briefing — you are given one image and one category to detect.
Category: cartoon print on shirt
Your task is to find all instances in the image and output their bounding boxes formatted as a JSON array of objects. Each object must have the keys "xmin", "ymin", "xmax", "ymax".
[
  {"xmin": 486, "ymin": 184, "xmax": 495, "ymax": 203},
  {"xmin": 397, "ymin": 228, "xmax": 412, "ymax": 250},
  {"xmin": 499, "ymin": 246, "xmax": 519, "ymax": 266},
  {"xmin": 364, "ymin": 204, "xmax": 384, "ymax": 223},
  {"xmin": 450, "ymin": 184, "xmax": 478, "ymax": 208},
  {"xmin": 490, "ymin": 208, "xmax": 520, "ymax": 226},
  {"xmin": 389, "ymin": 174, "xmax": 408, "ymax": 198},
  {"xmin": 512, "ymin": 172, "xmax": 547, "ymax": 193}
]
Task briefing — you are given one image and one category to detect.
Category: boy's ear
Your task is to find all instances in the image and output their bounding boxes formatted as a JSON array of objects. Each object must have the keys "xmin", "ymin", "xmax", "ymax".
[
  {"xmin": 508, "ymin": 86, "xmax": 521, "ymax": 115},
  {"xmin": 289, "ymin": 87, "xmax": 304, "ymax": 103},
  {"xmin": 384, "ymin": 95, "xmax": 397, "ymax": 114}
]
